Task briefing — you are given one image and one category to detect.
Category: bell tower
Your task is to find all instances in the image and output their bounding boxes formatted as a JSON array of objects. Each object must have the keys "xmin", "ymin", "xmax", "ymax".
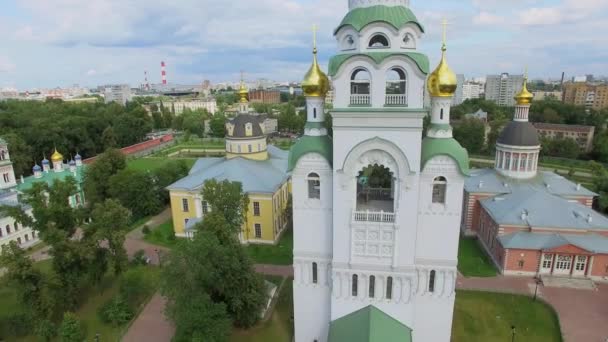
[{"xmin": 0, "ymin": 137, "xmax": 17, "ymax": 190}]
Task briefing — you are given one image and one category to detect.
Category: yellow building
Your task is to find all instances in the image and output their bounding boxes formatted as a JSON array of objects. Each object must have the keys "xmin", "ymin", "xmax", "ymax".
[{"xmin": 167, "ymin": 81, "xmax": 291, "ymax": 244}]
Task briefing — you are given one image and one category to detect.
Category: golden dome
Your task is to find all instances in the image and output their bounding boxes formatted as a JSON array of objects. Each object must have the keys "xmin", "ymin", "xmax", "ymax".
[
  {"xmin": 427, "ymin": 44, "xmax": 457, "ymax": 97},
  {"xmin": 51, "ymin": 148, "xmax": 63, "ymax": 162},
  {"xmin": 302, "ymin": 47, "xmax": 330, "ymax": 97},
  {"xmin": 514, "ymin": 76, "xmax": 534, "ymax": 105},
  {"xmin": 237, "ymin": 81, "xmax": 248, "ymax": 103}
]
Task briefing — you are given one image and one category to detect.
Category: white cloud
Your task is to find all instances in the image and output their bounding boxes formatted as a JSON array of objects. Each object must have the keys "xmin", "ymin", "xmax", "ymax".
[
  {"xmin": 0, "ymin": 56, "xmax": 16, "ymax": 73},
  {"xmin": 473, "ymin": 12, "xmax": 506, "ymax": 25},
  {"xmin": 86, "ymin": 69, "xmax": 97, "ymax": 76}
]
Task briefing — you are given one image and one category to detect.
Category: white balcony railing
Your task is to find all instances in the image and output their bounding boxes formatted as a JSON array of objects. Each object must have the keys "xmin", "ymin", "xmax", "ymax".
[
  {"xmin": 353, "ymin": 210, "xmax": 395, "ymax": 223},
  {"xmin": 385, "ymin": 94, "xmax": 407, "ymax": 106},
  {"xmin": 350, "ymin": 94, "xmax": 371, "ymax": 106}
]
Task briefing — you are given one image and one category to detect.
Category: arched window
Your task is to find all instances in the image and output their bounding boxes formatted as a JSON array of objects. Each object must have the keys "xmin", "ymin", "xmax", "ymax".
[
  {"xmin": 429, "ymin": 270, "xmax": 436, "ymax": 292},
  {"xmin": 0, "ymin": 226, "xmax": 3, "ymax": 237},
  {"xmin": 369, "ymin": 275, "xmax": 375, "ymax": 298},
  {"xmin": 5, "ymin": 225, "xmax": 10, "ymax": 234},
  {"xmin": 352, "ymin": 274, "xmax": 358, "ymax": 296},
  {"xmin": 369, "ymin": 34, "xmax": 389, "ymax": 48},
  {"xmin": 32, "ymin": 231, "xmax": 36, "ymax": 239},
  {"xmin": 440, "ymin": 108, "xmax": 444, "ymax": 120},
  {"xmin": 505, "ymin": 152, "xmax": 511, "ymax": 170},
  {"xmin": 0, "ymin": 150, "xmax": 5, "ymax": 161},
  {"xmin": 385, "ymin": 68, "xmax": 407, "ymax": 106},
  {"xmin": 313, "ymin": 107, "xmax": 317, "ymax": 119},
  {"xmin": 312, "ymin": 262, "xmax": 318, "ymax": 284},
  {"xmin": 432, "ymin": 176, "xmax": 447, "ymax": 204},
  {"xmin": 386, "ymin": 276, "xmax": 393, "ymax": 299},
  {"xmin": 351, "ymin": 69, "xmax": 371, "ymax": 96},
  {"xmin": 25, "ymin": 234, "xmax": 29, "ymax": 242},
  {"xmin": 402, "ymin": 33, "xmax": 415, "ymax": 47},
  {"xmin": 307, "ymin": 173, "xmax": 321, "ymax": 199},
  {"xmin": 248, "ymin": 144, "xmax": 252, "ymax": 153},
  {"xmin": 14, "ymin": 222, "xmax": 18, "ymax": 232}
]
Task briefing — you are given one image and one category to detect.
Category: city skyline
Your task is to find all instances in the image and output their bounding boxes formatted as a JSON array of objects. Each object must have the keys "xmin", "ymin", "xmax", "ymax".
[{"xmin": 1, "ymin": 0, "xmax": 607, "ymax": 89}]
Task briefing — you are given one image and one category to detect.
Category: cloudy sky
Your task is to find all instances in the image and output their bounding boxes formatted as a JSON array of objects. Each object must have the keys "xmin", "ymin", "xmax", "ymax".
[{"xmin": 0, "ymin": 0, "xmax": 607, "ymax": 89}]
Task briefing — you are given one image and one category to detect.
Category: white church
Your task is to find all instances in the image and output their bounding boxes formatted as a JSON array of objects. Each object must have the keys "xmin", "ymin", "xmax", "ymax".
[{"xmin": 288, "ymin": 0, "xmax": 469, "ymax": 341}]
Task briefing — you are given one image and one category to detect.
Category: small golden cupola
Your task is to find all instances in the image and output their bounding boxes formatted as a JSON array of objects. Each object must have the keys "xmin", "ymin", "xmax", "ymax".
[
  {"xmin": 302, "ymin": 26, "xmax": 330, "ymax": 98},
  {"xmin": 427, "ymin": 43, "xmax": 457, "ymax": 97},
  {"xmin": 514, "ymin": 73, "xmax": 534, "ymax": 105},
  {"xmin": 238, "ymin": 80, "xmax": 249, "ymax": 103},
  {"xmin": 51, "ymin": 148, "xmax": 64, "ymax": 162}
]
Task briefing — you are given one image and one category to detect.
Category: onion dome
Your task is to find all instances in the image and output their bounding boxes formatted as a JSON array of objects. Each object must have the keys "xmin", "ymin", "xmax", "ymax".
[
  {"xmin": 497, "ymin": 121, "xmax": 540, "ymax": 147},
  {"xmin": 51, "ymin": 149, "xmax": 63, "ymax": 162},
  {"xmin": 75, "ymin": 153, "xmax": 82, "ymax": 160},
  {"xmin": 69, "ymin": 160, "xmax": 76, "ymax": 166},
  {"xmin": 32, "ymin": 164, "xmax": 41, "ymax": 172},
  {"xmin": 427, "ymin": 44, "xmax": 457, "ymax": 97},
  {"xmin": 302, "ymin": 47, "xmax": 330, "ymax": 97},
  {"xmin": 42, "ymin": 157, "xmax": 49, "ymax": 165},
  {"xmin": 514, "ymin": 77, "xmax": 534, "ymax": 105},
  {"xmin": 238, "ymin": 81, "xmax": 248, "ymax": 103}
]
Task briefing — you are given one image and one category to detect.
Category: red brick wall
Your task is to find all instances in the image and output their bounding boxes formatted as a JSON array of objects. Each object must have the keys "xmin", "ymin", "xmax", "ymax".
[
  {"xmin": 83, "ymin": 134, "xmax": 174, "ymax": 164},
  {"xmin": 505, "ymin": 249, "xmax": 541, "ymax": 273},
  {"xmin": 590, "ymin": 254, "xmax": 608, "ymax": 277},
  {"xmin": 464, "ymin": 192, "xmax": 494, "ymax": 233}
]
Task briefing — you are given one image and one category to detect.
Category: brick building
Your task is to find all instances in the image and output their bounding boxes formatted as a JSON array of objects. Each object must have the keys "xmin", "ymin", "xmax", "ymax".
[
  {"xmin": 249, "ymin": 89, "xmax": 281, "ymax": 104},
  {"xmin": 462, "ymin": 77, "xmax": 608, "ymax": 282},
  {"xmin": 532, "ymin": 123, "xmax": 595, "ymax": 153},
  {"xmin": 563, "ymin": 82, "xmax": 608, "ymax": 110}
]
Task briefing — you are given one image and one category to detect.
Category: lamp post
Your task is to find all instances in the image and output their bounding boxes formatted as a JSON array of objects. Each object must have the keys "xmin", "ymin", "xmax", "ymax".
[
  {"xmin": 511, "ymin": 325, "xmax": 516, "ymax": 342},
  {"xmin": 533, "ymin": 277, "xmax": 541, "ymax": 301},
  {"xmin": 155, "ymin": 248, "xmax": 162, "ymax": 267}
]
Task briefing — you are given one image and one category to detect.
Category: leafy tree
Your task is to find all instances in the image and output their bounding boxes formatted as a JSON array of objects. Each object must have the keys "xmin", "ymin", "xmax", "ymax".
[
  {"xmin": 153, "ymin": 160, "xmax": 191, "ymax": 204},
  {"xmin": 592, "ymin": 133, "xmax": 608, "ymax": 163},
  {"xmin": 453, "ymin": 118, "xmax": 486, "ymax": 154},
  {"xmin": 541, "ymin": 137, "xmax": 580, "ymax": 159},
  {"xmin": 83, "ymin": 148, "xmax": 127, "ymax": 207},
  {"xmin": 97, "ymin": 295, "xmax": 134, "ymax": 326},
  {"xmin": 101, "ymin": 126, "xmax": 118, "ymax": 150},
  {"xmin": 590, "ymin": 161, "xmax": 608, "ymax": 213},
  {"xmin": 209, "ymin": 114, "xmax": 226, "ymax": 138},
  {"xmin": 1, "ymin": 132, "xmax": 33, "ymax": 178},
  {"xmin": 88, "ymin": 199, "xmax": 131, "ymax": 275},
  {"xmin": 202, "ymin": 179, "xmax": 249, "ymax": 230},
  {"xmin": 168, "ymin": 291, "xmax": 231, "ymax": 342},
  {"xmin": 108, "ymin": 169, "xmax": 161, "ymax": 219},
  {"xmin": 35, "ymin": 319, "xmax": 57, "ymax": 342},
  {"xmin": 59, "ymin": 312, "xmax": 84, "ymax": 342}
]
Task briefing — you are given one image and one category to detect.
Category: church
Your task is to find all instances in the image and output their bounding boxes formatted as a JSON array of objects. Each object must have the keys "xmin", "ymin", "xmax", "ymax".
[
  {"xmin": 0, "ymin": 139, "xmax": 85, "ymax": 250},
  {"xmin": 289, "ymin": 0, "xmax": 468, "ymax": 341},
  {"xmin": 167, "ymin": 82, "xmax": 291, "ymax": 244}
]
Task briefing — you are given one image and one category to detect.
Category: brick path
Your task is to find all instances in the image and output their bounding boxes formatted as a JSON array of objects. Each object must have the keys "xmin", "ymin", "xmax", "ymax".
[
  {"xmin": 122, "ymin": 293, "xmax": 174, "ymax": 342},
  {"xmin": 457, "ymin": 274, "xmax": 608, "ymax": 342}
]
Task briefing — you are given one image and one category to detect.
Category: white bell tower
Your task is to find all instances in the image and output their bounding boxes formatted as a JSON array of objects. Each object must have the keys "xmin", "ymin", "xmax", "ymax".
[{"xmin": 0, "ymin": 138, "xmax": 17, "ymax": 190}]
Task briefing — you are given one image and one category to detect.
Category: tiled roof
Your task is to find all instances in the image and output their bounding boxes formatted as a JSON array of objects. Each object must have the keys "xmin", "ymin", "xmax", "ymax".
[
  {"xmin": 167, "ymin": 145, "xmax": 289, "ymax": 194},
  {"xmin": 499, "ymin": 232, "xmax": 608, "ymax": 254}
]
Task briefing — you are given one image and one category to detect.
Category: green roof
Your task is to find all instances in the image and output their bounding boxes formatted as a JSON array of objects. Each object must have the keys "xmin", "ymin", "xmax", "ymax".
[
  {"xmin": 328, "ymin": 52, "xmax": 429, "ymax": 76},
  {"xmin": 288, "ymin": 135, "xmax": 333, "ymax": 172},
  {"xmin": 421, "ymin": 137, "xmax": 470, "ymax": 176},
  {"xmin": 305, "ymin": 121, "xmax": 326, "ymax": 129},
  {"xmin": 17, "ymin": 167, "xmax": 85, "ymax": 192},
  {"xmin": 335, "ymin": 5, "xmax": 424, "ymax": 34},
  {"xmin": 328, "ymin": 305, "xmax": 413, "ymax": 342}
]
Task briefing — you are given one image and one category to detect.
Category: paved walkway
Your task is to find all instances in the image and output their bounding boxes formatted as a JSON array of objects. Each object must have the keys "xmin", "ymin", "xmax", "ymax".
[
  {"xmin": 122, "ymin": 293, "xmax": 174, "ymax": 342},
  {"xmin": 457, "ymin": 274, "xmax": 608, "ymax": 342},
  {"xmin": 124, "ymin": 208, "xmax": 172, "ymax": 265}
]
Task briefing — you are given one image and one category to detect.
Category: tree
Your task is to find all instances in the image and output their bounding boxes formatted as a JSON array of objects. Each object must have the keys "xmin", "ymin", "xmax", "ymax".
[
  {"xmin": 167, "ymin": 291, "xmax": 231, "ymax": 342},
  {"xmin": 593, "ymin": 133, "xmax": 608, "ymax": 163},
  {"xmin": 202, "ymin": 179, "xmax": 249, "ymax": 231},
  {"xmin": 209, "ymin": 114, "xmax": 226, "ymax": 137},
  {"xmin": 1, "ymin": 132, "xmax": 33, "ymax": 178},
  {"xmin": 59, "ymin": 312, "xmax": 84, "ymax": 342},
  {"xmin": 153, "ymin": 160, "xmax": 191, "ymax": 204},
  {"xmin": 101, "ymin": 126, "xmax": 118, "ymax": 150},
  {"xmin": 453, "ymin": 118, "xmax": 486, "ymax": 154},
  {"xmin": 88, "ymin": 199, "xmax": 131, "ymax": 275},
  {"xmin": 83, "ymin": 148, "xmax": 127, "ymax": 207},
  {"xmin": 541, "ymin": 137, "xmax": 580, "ymax": 159},
  {"xmin": 108, "ymin": 169, "xmax": 161, "ymax": 219}
]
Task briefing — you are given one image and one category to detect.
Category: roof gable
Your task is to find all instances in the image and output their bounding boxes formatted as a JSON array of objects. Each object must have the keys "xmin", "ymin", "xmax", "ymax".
[
  {"xmin": 328, "ymin": 306, "xmax": 412, "ymax": 342},
  {"xmin": 544, "ymin": 244, "xmax": 592, "ymax": 255},
  {"xmin": 328, "ymin": 52, "xmax": 430, "ymax": 77}
]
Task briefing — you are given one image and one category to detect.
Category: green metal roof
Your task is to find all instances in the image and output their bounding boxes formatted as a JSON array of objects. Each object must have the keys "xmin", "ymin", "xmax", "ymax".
[
  {"xmin": 328, "ymin": 52, "xmax": 429, "ymax": 76},
  {"xmin": 421, "ymin": 137, "xmax": 470, "ymax": 176},
  {"xmin": 287, "ymin": 135, "xmax": 333, "ymax": 172},
  {"xmin": 305, "ymin": 121, "xmax": 326, "ymax": 129},
  {"xmin": 335, "ymin": 5, "xmax": 424, "ymax": 34},
  {"xmin": 328, "ymin": 305, "xmax": 413, "ymax": 342},
  {"xmin": 17, "ymin": 167, "xmax": 85, "ymax": 192}
]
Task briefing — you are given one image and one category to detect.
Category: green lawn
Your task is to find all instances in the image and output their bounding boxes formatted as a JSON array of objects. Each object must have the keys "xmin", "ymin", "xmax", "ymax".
[
  {"xmin": 452, "ymin": 290, "xmax": 562, "ymax": 342},
  {"xmin": 0, "ymin": 261, "xmax": 160, "ymax": 341},
  {"xmin": 458, "ymin": 237, "xmax": 498, "ymax": 277},
  {"xmin": 246, "ymin": 228, "xmax": 293, "ymax": 265},
  {"xmin": 230, "ymin": 278, "xmax": 293, "ymax": 342},
  {"xmin": 144, "ymin": 219, "xmax": 179, "ymax": 248},
  {"xmin": 127, "ymin": 157, "xmax": 196, "ymax": 172}
]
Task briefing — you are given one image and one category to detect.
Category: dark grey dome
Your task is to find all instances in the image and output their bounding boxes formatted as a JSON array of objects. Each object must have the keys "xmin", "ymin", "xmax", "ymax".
[
  {"xmin": 497, "ymin": 121, "xmax": 540, "ymax": 147},
  {"xmin": 227, "ymin": 114, "xmax": 265, "ymax": 138}
]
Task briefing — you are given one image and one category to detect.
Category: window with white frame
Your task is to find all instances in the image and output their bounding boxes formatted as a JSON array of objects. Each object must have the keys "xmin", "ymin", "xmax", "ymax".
[
  {"xmin": 369, "ymin": 275, "xmax": 375, "ymax": 298},
  {"xmin": 182, "ymin": 198, "xmax": 189, "ymax": 212},
  {"xmin": 432, "ymin": 176, "xmax": 447, "ymax": 204},
  {"xmin": 428, "ymin": 270, "xmax": 436, "ymax": 293},
  {"xmin": 307, "ymin": 173, "xmax": 321, "ymax": 199},
  {"xmin": 352, "ymin": 274, "xmax": 358, "ymax": 296},
  {"xmin": 254, "ymin": 224, "xmax": 262, "ymax": 238},
  {"xmin": 202, "ymin": 201, "xmax": 209, "ymax": 215},
  {"xmin": 2, "ymin": 173, "xmax": 9, "ymax": 183},
  {"xmin": 542, "ymin": 254, "xmax": 553, "ymax": 269},
  {"xmin": 253, "ymin": 202, "xmax": 260, "ymax": 216},
  {"xmin": 369, "ymin": 34, "xmax": 389, "ymax": 48},
  {"xmin": 312, "ymin": 262, "xmax": 318, "ymax": 284},
  {"xmin": 386, "ymin": 276, "xmax": 393, "ymax": 300}
]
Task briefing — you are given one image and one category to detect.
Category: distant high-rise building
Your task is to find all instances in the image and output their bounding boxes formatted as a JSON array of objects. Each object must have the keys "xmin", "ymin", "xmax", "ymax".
[
  {"xmin": 104, "ymin": 85, "xmax": 132, "ymax": 106},
  {"xmin": 563, "ymin": 82, "xmax": 608, "ymax": 110},
  {"xmin": 249, "ymin": 89, "xmax": 281, "ymax": 104},
  {"xmin": 452, "ymin": 74, "xmax": 465, "ymax": 105},
  {"xmin": 485, "ymin": 73, "xmax": 525, "ymax": 106},
  {"xmin": 462, "ymin": 82, "xmax": 482, "ymax": 101}
]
